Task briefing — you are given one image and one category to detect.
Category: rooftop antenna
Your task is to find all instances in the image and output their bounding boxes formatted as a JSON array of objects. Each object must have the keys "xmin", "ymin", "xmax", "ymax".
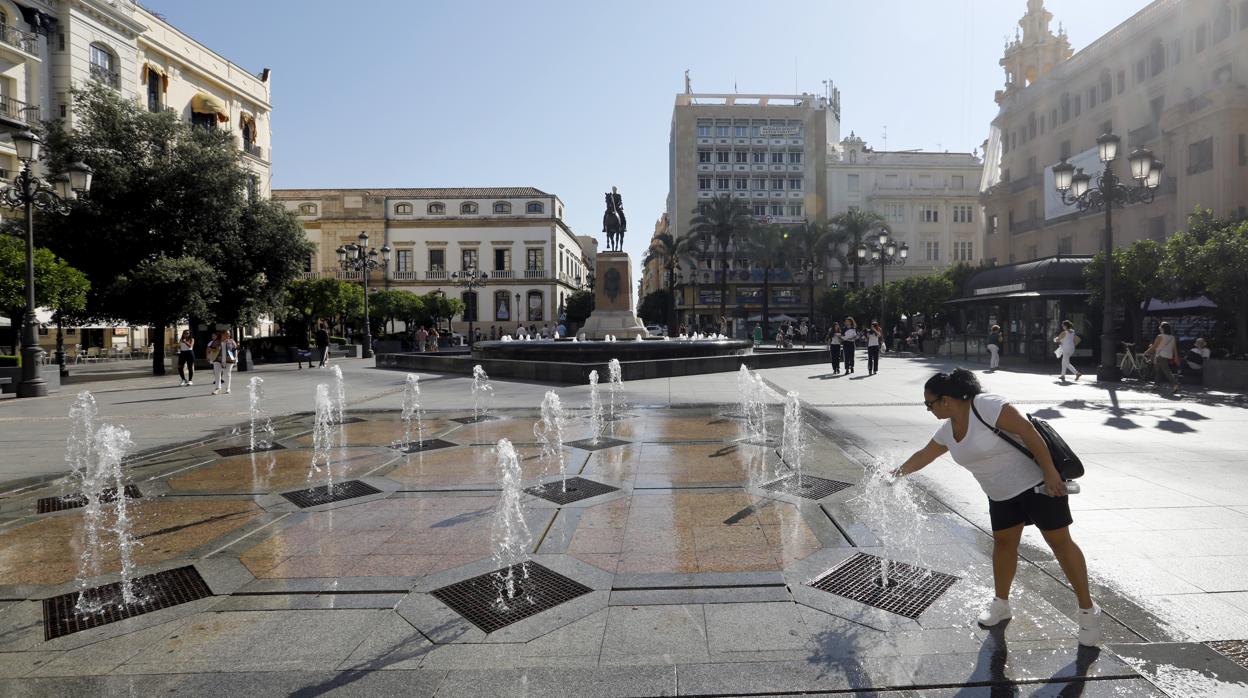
[
  {"xmin": 684, "ymin": 69, "xmax": 692, "ymax": 95},
  {"xmin": 883, "ymin": 125, "xmax": 888, "ymax": 151}
]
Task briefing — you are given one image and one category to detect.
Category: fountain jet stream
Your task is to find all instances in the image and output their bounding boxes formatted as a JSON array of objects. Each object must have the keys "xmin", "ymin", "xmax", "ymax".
[
  {"xmin": 66, "ymin": 390, "xmax": 98, "ymax": 494},
  {"xmin": 248, "ymin": 376, "xmax": 274, "ymax": 452},
  {"xmin": 606, "ymin": 359, "xmax": 624, "ymax": 434},
  {"xmin": 851, "ymin": 461, "xmax": 934, "ymax": 588},
  {"xmin": 534, "ymin": 391, "xmax": 568, "ymax": 492},
  {"xmin": 491, "ymin": 438, "xmax": 533, "ymax": 609},
  {"xmin": 781, "ymin": 391, "xmax": 806, "ymax": 487},
  {"xmin": 400, "ymin": 373, "xmax": 424, "ymax": 449},
  {"xmin": 472, "ymin": 365, "xmax": 494, "ymax": 421},
  {"xmin": 331, "ymin": 365, "xmax": 346, "ymax": 425},
  {"xmin": 587, "ymin": 370, "xmax": 603, "ymax": 443},
  {"xmin": 310, "ymin": 384, "xmax": 334, "ymax": 488},
  {"xmin": 75, "ymin": 423, "xmax": 140, "ymax": 613}
]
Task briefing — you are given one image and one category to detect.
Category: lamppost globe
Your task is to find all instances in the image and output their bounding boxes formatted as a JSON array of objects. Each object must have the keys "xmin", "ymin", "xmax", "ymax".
[
  {"xmin": 12, "ymin": 130, "xmax": 39, "ymax": 162},
  {"xmin": 67, "ymin": 161, "xmax": 93, "ymax": 193},
  {"xmin": 1052, "ymin": 160, "xmax": 1075, "ymax": 192},
  {"xmin": 1145, "ymin": 160, "xmax": 1164, "ymax": 189},
  {"xmin": 1128, "ymin": 148, "xmax": 1154, "ymax": 181},
  {"xmin": 1071, "ymin": 170, "xmax": 1091, "ymax": 198},
  {"xmin": 51, "ymin": 175, "xmax": 71, "ymax": 201},
  {"xmin": 877, "ymin": 228, "xmax": 889, "ymax": 246},
  {"xmin": 856, "ymin": 244, "xmax": 867, "ymax": 260},
  {"xmin": 1096, "ymin": 132, "xmax": 1120, "ymax": 163},
  {"xmin": 899, "ymin": 242, "xmax": 909, "ymax": 259}
]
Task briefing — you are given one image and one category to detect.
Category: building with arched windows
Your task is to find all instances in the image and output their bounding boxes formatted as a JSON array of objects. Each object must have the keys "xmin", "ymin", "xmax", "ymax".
[{"xmin": 274, "ymin": 187, "xmax": 591, "ymax": 338}]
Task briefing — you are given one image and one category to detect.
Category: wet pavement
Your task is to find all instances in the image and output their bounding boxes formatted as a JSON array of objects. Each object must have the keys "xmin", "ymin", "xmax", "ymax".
[{"xmin": 0, "ymin": 356, "xmax": 1243, "ymax": 695}]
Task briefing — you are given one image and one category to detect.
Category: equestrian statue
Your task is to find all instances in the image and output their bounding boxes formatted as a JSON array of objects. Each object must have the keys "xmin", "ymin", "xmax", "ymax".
[{"xmin": 602, "ymin": 185, "xmax": 627, "ymax": 252}]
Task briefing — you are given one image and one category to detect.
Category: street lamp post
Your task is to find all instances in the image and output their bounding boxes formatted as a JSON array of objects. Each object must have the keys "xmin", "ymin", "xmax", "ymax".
[
  {"xmin": 336, "ymin": 231, "xmax": 390, "ymax": 360},
  {"xmin": 1052, "ymin": 133, "xmax": 1164, "ymax": 382},
  {"xmin": 856, "ymin": 226, "xmax": 908, "ymax": 328},
  {"xmin": 0, "ymin": 130, "xmax": 93, "ymax": 398},
  {"xmin": 451, "ymin": 268, "xmax": 488, "ymax": 346}
]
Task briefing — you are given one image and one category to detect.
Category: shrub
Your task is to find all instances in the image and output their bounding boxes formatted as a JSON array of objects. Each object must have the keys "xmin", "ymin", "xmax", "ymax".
[{"xmin": 0, "ymin": 355, "xmax": 18, "ymax": 367}]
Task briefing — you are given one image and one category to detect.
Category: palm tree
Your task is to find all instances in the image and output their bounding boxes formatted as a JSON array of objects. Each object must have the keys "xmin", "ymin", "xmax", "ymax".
[
  {"xmin": 827, "ymin": 209, "xmax": 886, "ymax": 289},
  {"xmin": 743, "ymin": 224, "xmax": 789, "ymax": 340},
  {"xmin": 688, "ymin": 194, "xmax": 754, "ymax": 325},
  {"xmin": 644, "ymin": 228, "xmax": 678, "ymax": 331},
  {"xmin": 783, "ymin": 221, "xmax": 833, "ymax": 317}
]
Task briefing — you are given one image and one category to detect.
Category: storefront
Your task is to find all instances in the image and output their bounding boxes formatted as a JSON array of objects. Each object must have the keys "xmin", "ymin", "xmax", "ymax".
[{"xmin": 947, "ymin": 256, "xmax": 1095, "ymax": 364}]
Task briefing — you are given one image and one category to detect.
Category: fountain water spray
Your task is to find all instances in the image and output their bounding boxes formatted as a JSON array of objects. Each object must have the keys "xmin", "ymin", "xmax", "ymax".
[
  {"xmin": 587, "ymin": 370, "xmax": 603, "ymax": 443},
  {"xmin": 735, "ymin": 365, "xmax": 772, "ymax": 445},
  {"xmin": 471, "ymin": 365, "xmax": 494, "ymax": 421},
  {"xmin": 247, "ymin": 376, "xmax": 274, "ymax": 452},
  {"xmin": 66, "ymin": 390, "xmax": 98, "ymax": 493},
  {"xmin": 606, "ymin": 358, "xmax": 625, "ymax": 430},
  {"xmin": 75, "ymin": 424, "xmax": 141, "ymax": 613},
  {"xmin": 851, "ymin": 460, "xmax": 934, "ymax": 588},
  {"xmin": 781, "ymin": 391, "xmax": 806, "ymax": 487},
  {"xmin": 491, "ymin": 438, "xmax": 533, "ymax": 609},
  {"xmin": 400, "ymin": 373, "xmax": 424, "ymax": 448},
  {"xmin": 331, "ymin": 365, "xmax": 346, "ymax": 425},
  {"xmin": 534, "ymin": 391, "xmax": 569, "ymax": 491},
  {"xmin": 309, "ymin": 384, "xmax": 335, "ymax": 488}
]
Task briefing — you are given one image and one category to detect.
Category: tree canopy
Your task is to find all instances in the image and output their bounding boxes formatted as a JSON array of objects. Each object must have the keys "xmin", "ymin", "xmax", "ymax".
[
  {"xmin": 1083, "ymin": 239, "xmax": 1164, "ymax": 346},
  {"xmin": 1162, "ymin": 212, "xmax": 1248, "ymax": 354},
  {"xmin": 0, "ymin": 236, "xmax": 89, "ymax": 352}
]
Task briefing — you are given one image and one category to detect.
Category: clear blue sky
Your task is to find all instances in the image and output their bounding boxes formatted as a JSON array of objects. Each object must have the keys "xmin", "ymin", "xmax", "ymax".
[{"xmin": 145, "ymin": 0, "xmax": 1147, "ymax": 264}]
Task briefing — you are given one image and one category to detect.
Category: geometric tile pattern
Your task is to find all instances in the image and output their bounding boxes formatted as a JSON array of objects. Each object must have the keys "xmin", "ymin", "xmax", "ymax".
[
  {"xmin": 430, "ymin": 561, "xmax": 592, "ymax": 634},
  {"xmin": 1207, "ymin": 640, "xmax": 1248, "ymax": 670},
  {"xmin": 42, "ymin": 565, "xmax": 212, "ymax": 640},
  {"xmin": 808, "ymin": 552, "xmax": 958, "ymax": 620},
  {"xmin": 761, "ymin": 474, "xmax": 853, "ymax": 500},
  {"xmin": 525, "ymin": 477, "xmax": 619, "ymax": 505}
]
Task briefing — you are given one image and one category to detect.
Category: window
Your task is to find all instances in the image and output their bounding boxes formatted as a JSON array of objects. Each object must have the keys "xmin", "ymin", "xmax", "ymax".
[
  {"xmin": 461, "ymin": 249, "xmax": 478, "ymax": 271},
  {"xmin": 716, "ymin": 151, "xmax": 730, "ymax": 163},
  {"xmin": 952, "ymin": 175, "xmax": 964, "ymax": 189},
  {"xmin": 1135, "ymin": 58, "xmax": 1147, "ymax": 83},
  {"xmin": 770, "ymin": 179, "xmax": 784, "ymax": 190},
  {"xmin": 1060, "ymin": 93, "xmax": 1071, "ymax": 122},
  {"xmin": 753, "ymin": 151, "xmax": 766, "ymax": 163},
  {"xmin": 716, "ymin": 124, "xmax": 730, "ymax": 137},
  {"xmin": 920, "ymin": 205, "xmax": 940, "ymax": 223},
  {"xmin": 429, "ymin": 249, "xmax": 445, "ymax": 272},
  {"xmin": 494, "ymin": 291, "xmax": 511, "ymax": 321},
  {"xmin": 788, "ymin": 152, "xmax": 802, "ymax": 164},
  {"xmin": 494, "ymin": 248, "xmax": 511, "ymax": 271},
  {"xmin": 1216, "ymin": 3, "xmax": 1233, "ymax": 41},
  {"xmin": 1100, "ymin": 72, "xmax": 1112, "ymax": 102},
  {"xmin": 1060, "ymin": 139, "xmax": 1071, "ymax": 160},
  {"xmin": 953, "ymin": 241, "xmax": 974, "ymax": 261},
  {"xmin": 752, "ymin": 204, "xmax": 766, "ymax": 216},
  {"xmin": 697, "ymin": 123, "xmax": 711, "ymax": 137},
  {"xmin": 146, "ymin": 68, "xmax": 162, "ymax": 113},
  {"xmin": 1116, "ymin": 70, "xmax": 1126, "ymax": 94},
  {"xmin": 881, "ymin": 202, "xmax": 905, "ymax": 222},
  {"xmin": 712, "ymin": 178, "xmax": 726, "ymax": 190},
  {"xmin": 89, "ymin": 44, "xmax": 118, "ymax": 87},
  {"xmin": 788, "ymin": 178, "xmax": 802, "ymax": 190},
  {"xmin": 526, "ymin": 201, "xmax": 544, "ymax": 214},
  {"xmin": 769, "ymin": 205, "xmax": 784, "ymax": 216},
  {"xmin": 303, "ymin": 255, "xmax": 313, "ymax": 273},
  {"xmin": 298, "ymin": 203, "xmax": 317, "ymax": 215},
  {"xmin": 1149, "ymin": 39, "xmax": 1165, "ymax": 77},
  {"xmin": 698, "ymin": 178, "xmax": 711, "ymax": 190},
  {"xmin": 1087, "ymin": 86, "xmax": 1097, "ymax": 109},
  {"xmin": 190, "ymin": 112, "xmax": 216, "ymax": 130},
  {"xmin": 461, "ymin": 202, "xmax": 478, "ymax": 214},
  {"xmin": 786, "ymin": 204, "xmax": 802, "ymax": 217},
  {"xmin": 735, "ymin": 124, "xmax": 748, "ymax": 137},
  {"xmin": 1057, "ymin": 237, "xmax": 1073, "ymax": 255},
  {"xmin": 493, "ymin": 201, "xmax": 511, "ymax": 214},
  {"xmin": 735, "ymin": 151, "xmax": 748, "ymax": 163},
  {"xmin": 396, "ymin": 249, "xmax": 412, "ymax": 272},
  {"xmin": 1188, "ymin": 137, "xmax": 1214, "ymax": 174},
  {"xmin": 952, "ymin": 204, "xmax": 974, "ymax": 223},
  {"xmin": 527, "ymin": 248, "xmax": 544, "ymax": 271},
  {"xmin": 884, "ymin": 174, "xmax": 899, "ymax": 188},
  {"xmin": 698, "ymin": 151, "xmax": 711, "ymax": 163},
  {"xmin": 752, "ymin": 178, "xmax": 766, "ymax": 190},
  {"xmin": 394, "ymin": 202, "xmax": 413, "ymax": 215},
  {"xmin": 1073, "ymin": 94, "xmax": 1081, "ymax": 117},
  {"xmin": 427, "ymin": 202, "xmax": 445, "ymax": 214},
  {"xmin": 527, "ymin": 291, "xmax": 544, "ymax": 322},
  {"xmin": 462, "ymin": 291, "xmax": 478, "ymax": 322},
  {"xmin": 1148, "ymin": 216, "xmax": 1167, "ymax": 242},
  {"xmin": 846, "ymin": 174, "xmax": 859, "ymax": 192},
  {"xmin": 923, "ymin": 241, "xmax": 940, "ymax": 262},
  {"xmin": 771, "ymin": 152, "xmax": 785, "ymax": 164},
  {"xmin": 1027, "ymin": 156, "xmax": 1036, "ymax": 176},
  {"xmin": 987, "ymin": 214, "xmax": 999, "ymax": 235},
  {"xmin": 735, "ymin": 178, "xmax": 748, "ymax": 190}
]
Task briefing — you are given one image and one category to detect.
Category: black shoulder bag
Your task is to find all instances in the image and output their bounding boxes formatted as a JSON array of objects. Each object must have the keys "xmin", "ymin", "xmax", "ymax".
[{"xmin": 970, "ymin": 399, "xmax": 1085, "ymax": 480}]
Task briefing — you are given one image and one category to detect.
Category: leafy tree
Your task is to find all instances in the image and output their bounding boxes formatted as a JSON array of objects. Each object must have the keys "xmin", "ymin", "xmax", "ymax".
[
  {"xmin": 827, "ymin": 208, "xmax": 885, "ymax": 288},
  {"xmin": 814, "ymin": 287, "xmax": 848, "ymax": 326},
  {"xmin": 644, "ymin": 227, "xmax": 680, "ymax": 330},
  {"xmin": 1083, "ymin": 240, "xmax": 1164, "ymax": 347},
  {"xmin": 0, "ymin": 236, "xmax": 89, "ymax": 354},
  {"xmin": 942, "ymin": 260, "xmax": 994, "ymax": 298},
  {"xmin": 891, "ymin": 275, "xmax": 955, "ymax": 329},
  {"xmin": 113, "ymin": 256, "xmax": 219, "ymax": 374},
  {"xmin": 368, "ymin": 289, "xmax": 413, "ymax": 336},
  {"xmin": 637, "ymin": 289, "xmax": 671, "ymax": 325},
  {"xmin": 564, "ymin": 290, "xmax": 595, "ymax": 327},
  {"xmin": 419, "ymin": 291, "xmax": 464, "ymax": 331},
  {"xmin": 1163, "ymin": 216, "xmax": 1248, "ymax": 354},
  {"xmin": 742, "ymin": 224, "xmax": 788, "ymax": 338},
  {"xmin": 282, "ymin": 277, "xmax": 345, "ymax": 338},
  {"xmin": 688, "ymin": 194, "xmax": 754, "ymax": 320}
]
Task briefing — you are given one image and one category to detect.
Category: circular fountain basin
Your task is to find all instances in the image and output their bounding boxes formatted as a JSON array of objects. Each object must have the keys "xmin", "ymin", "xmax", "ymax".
[{"xmin": 472, "ymin": 338, "xmax": 751, "ymax": 362}]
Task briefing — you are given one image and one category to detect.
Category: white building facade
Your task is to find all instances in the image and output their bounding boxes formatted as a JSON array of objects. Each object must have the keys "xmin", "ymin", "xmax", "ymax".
[
  {"xmin": 828, "ymin": 133, "xmax": 985, "ymax": 285},
  {"xmin": 274, "ymin": 187, "xmax": 591, "ymax": 335}
]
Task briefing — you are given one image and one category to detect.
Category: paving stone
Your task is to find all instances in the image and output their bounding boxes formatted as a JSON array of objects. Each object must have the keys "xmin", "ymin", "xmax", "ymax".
[
  {"xmin": 434, "ymin": 665, "xmax": 676, "ymax": 697},
  {"xmin": 600, "ymin": 604, "xmax": 709, "ymax": 664},
  {"xmin": 703, "ymin": 601, "xmax": 812, "ymax": 652}
]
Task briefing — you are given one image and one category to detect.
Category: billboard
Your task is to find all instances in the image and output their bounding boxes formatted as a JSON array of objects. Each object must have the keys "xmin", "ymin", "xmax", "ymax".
[{"xmin": 1043, "ymin": 146, "xmax": 1103, "ymax": 221}]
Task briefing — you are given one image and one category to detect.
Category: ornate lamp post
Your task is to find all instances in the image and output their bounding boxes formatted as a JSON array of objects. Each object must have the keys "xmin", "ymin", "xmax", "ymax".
[
  {"xmin": 1, "ymin": 130, "xmax": 92, "ymax": 397},
  {"xmin": 336, "ymin": 231, "xmax": 390, "ymax": 359},
  {"xmin": 1052, "ymin": 133, "xmax": 1164, "ymax": 382},
  {"xmin": 451, "ymin": 267, "xmax": 488, "ymax": 346},
  {"xmin": 856, "ymin": 226, "xmax": 908, "ymax": 327}
]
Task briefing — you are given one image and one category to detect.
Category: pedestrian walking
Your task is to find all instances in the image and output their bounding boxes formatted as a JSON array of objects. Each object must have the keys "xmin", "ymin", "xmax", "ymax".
[
  {"xmin": 556, "ymin": 320, "xmax": 567, "ymax": 338},
  {"xmin": 894, "ymin": 369, "xmax": 1100, "ymax": 646},
  {"xmin": 415, "ymin": 326, "xmax": 429, "ymax": 353},
  {"xmin": 752, "ymin": 322, "xmax": 763, "ymax": 347},
  {"xmin": 1146, "ymin": 321, "xmax": 1181, "ymax": 393},
  {"xmin": 986, "ymin": 325, "xmax": 1003, "ymax": 371},
  {"xmin": 827, "ymin": 322, "xmax": 842, "ymax": 374},
  {"xmin": 207, "ymin": 330, "xmax": 237, "ymax": 395},
  {"xmin": 428, "ymin": 327, "xmax": 440, "ymax": 352},
  {"xmin": 176, "ymin": 330, "xmax": 195, "ymax": 386},
  {"xmin": 842, "ymin": 317, "xmax": 858, "ymax": 373},
  {"xmin": 1053, "ymin": 320, "xmax": 1081, "ymax": 381},
  {"xmin": 516, "ymin": 324, "xmax": 528, "ymax": 339},
  {"xmin": 315, "ymin": 321, "xmax": 330, "ymax": 367},
  {"xmin": 866, "ymin": 324, "xmax": 881, "ymax": 375},
  {"xmin": 798, "ymin": 321, "xmax": 809, "ymax": 348}
]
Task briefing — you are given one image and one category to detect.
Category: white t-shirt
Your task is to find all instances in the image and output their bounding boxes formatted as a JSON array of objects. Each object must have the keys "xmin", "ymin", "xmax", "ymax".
[
  {"xmin": 843, "ymin": 328, "xmax": 858, "ymax": 342},
  {"xmin": 1156, "ymin": 334, "xmax": 1177, "ymax": 359},
  {"xmin": 867, "ymin": 333, "xmax": 880, "ymax": 347},
  {"xmin": 931, "ymin": 393, "xmax": 1044, "ymax": 501}
]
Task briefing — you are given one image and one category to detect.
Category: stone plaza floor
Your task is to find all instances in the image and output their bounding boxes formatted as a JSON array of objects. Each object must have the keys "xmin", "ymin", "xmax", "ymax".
[{"xmin": 0, "ymin": 357, "xmax": 1245, "ymax": 696}]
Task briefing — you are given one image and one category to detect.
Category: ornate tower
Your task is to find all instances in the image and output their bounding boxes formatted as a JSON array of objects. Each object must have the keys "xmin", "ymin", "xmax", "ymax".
[{"xmin": 996, "ymin": 0, "xmax": 1073, "ymax": 104}]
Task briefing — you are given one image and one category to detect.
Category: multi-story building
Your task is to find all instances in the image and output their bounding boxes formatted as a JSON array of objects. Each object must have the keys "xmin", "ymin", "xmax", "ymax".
[
  {"xmin": 0, "ymin": 0, "xmax": 271, "ymax": 193},
  {"xmin": 827, "ymin": 133, "xmax": 984, "ymax": 286},
  {"xmin": 666, "ymin": 88, "xmax": 840, "ymax": 331},
  {"xmin": 980, "ymin": 0, "xmax": 1248, "ymax": 266},
  {"xmin": 273, "ymin": 187, "xmax": 590, "ymax": 336},
  {"xmin": 639, "ymin": 213, "xmax": 670, "ymax": 300}
]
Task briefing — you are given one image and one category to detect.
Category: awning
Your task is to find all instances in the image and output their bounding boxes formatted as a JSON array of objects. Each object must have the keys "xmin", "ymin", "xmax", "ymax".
[
  {"xmin": 238, "ymin": 112, "xmax": 257, "ymax": 135},
  {"xmin": 1141, "ymin": 296, "xmax": 1216, "ymax": 313},
  {"xmin": 946, "ymin": 289, "xmax": 1089, "ymax": 304},
  {"xmin": 191, "ymin": 92, "xmax": 229, "ymax": 123},
  {"xmin": 141, "ymin": 62, "xmax": 168, "ymax": 92}
]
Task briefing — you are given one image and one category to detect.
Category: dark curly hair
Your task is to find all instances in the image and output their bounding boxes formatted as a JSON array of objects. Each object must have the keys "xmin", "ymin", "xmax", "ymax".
[{"xmin": 924, "ymin": 368, "xmax": 984, "ymax": 401}]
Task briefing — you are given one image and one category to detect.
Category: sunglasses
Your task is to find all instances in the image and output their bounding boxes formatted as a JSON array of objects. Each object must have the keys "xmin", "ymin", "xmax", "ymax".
[{"xmin": 923, "ymin": 397, "xmax": 940, "ymax": 411}]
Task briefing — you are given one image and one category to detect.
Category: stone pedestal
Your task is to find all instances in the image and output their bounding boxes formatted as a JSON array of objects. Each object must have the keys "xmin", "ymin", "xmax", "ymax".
[{"xmin": 580, "ymin": 251, "xmax": 649, "ymax": 340}]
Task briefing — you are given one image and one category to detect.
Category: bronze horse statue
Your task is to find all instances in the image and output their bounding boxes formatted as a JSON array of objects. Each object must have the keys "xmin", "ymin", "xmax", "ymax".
[{"xmin": 602, "ymin": 186, "xmax": 627, "ymax": 252}]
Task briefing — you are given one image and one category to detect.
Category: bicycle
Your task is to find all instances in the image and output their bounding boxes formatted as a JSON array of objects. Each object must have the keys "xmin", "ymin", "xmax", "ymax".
[{"xmin": 1118, "ymin": 342, "xmax": 1155, "ymax": 382}]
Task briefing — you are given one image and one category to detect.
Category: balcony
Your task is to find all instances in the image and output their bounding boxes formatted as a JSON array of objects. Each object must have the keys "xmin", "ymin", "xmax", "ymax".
[
  {"xmin": 242, "ymin": 143, "xmax": 265, "ymax": 160},
  {"xmin": 392, "ymin": 270, "xmax": 419, "ymax": 281},
  {"xmin": 491, "ymin": 269, "xmax": 515, "ymax": 280},
  {"xmin": 0, "ymin": 25, "xmax": 38, "ymax": 55},
  {"xmin": 299, "ymin": 271, "xmax": 319, "ymax": 280},
  {"xmin": 335, "ymin": 270, "xmax": 362, "ymax": 281},
  {"xmin": 523, "ymin": 268, "xmax": 548, "ymax": 280},
  {"xmin": 0, "ymin": 96, "xmax": 38, "ymax": 127},
  {"xmin": 90, "ymin": 63, "xmax": 121, "ymax": 89},
  {"xmin": 426, "ymin": 270, "xmax": 448, "ymax": 281}
]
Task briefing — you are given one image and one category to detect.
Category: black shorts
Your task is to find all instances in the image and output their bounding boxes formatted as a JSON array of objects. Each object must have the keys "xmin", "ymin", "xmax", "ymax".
[{"xmin": 988, "ymin": 484, "xmax": 1074, "ymax": 532}]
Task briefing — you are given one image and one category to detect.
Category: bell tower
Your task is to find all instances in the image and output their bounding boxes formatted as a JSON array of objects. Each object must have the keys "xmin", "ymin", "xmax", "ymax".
[{"xmin": 996, "ymin": 0, "xmax": 1073, "ymax": 104}]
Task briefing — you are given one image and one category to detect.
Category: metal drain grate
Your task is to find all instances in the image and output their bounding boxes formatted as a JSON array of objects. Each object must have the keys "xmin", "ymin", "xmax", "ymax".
[
  {"xmin": 430, "ymin": 561, "xmax": 592, "ymax": 634},
  {"xmin": 37, "ymin": 485, "xmax": 142, "ymax": 514},
  {"xmin": 1207, "ymin": 640, "xmax": 1248, "ymax": 670},
  {"xmin": 214, "ymin": 443, "xmax": 287, "ymax": 457},
  {"xmin": 525, "ymin": 477, "xmax": 619, "ymax": 505},
  {"xmin": 808, "ymin": 552, "xmax": 958, "ymax": 619},
  {"xmin": 337, "ymin": 417, "xmax": 367, "ymax": 424},
  {"xmin": 42, "ymin": 565, "xmax": 212, "ymax": 640},
  {"xmin": 565, "ymin": 437, "xmax": 630, "ymax": 452},
  {"xmin": 279, "ymin": 479, "xmax": 382, "ymax": 508},
  {"xmin": 762, "ymin": 474, "xmax": 853, "ymax": 500},
  {"xmin": 450, "ymin": 415, "xmax": 500, "ymax": 425},
  {"xmin": 390, "ymin": 438, "xmax": 457, "ymax": 454}
]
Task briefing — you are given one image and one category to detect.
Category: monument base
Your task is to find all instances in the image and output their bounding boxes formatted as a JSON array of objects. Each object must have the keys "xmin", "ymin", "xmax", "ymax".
[{"xmin": 580, "ymin": 250, "xmax": 649, "ymax": 340}]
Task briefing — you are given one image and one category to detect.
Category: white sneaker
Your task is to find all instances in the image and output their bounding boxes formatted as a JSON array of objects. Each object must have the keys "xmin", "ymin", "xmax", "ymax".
[
  {"xmin": 212, "ymin": 388, "xmax": 221, "ymax": 395},
  {"xmin": 977, "ymin": 597, "xmax": 1012, "ymax": 627},
  {"xmin": 187, "ymin": 380, "xmax": 193, "ymax": 386},
  {"xmin": 1077, "ymin": 603, "xmax": 1102, "ymax": 647},
  {"xmin": 179, "ymin": 380, "xmax": 186, "ymax": 386},
  {"xmin": 225, "ymin": 389, "xmax": 231, "ymax": 394}
]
